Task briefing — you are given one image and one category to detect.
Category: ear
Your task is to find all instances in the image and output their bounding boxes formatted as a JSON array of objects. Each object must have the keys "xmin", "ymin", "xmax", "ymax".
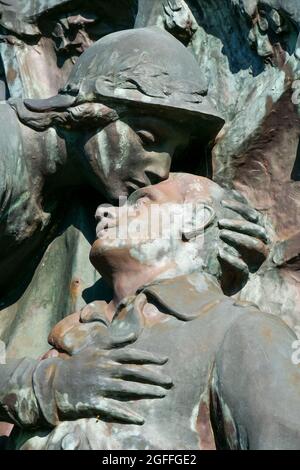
[{"xmin": 182, "ymin": 203, "xmax": 215, "ymax": 241}]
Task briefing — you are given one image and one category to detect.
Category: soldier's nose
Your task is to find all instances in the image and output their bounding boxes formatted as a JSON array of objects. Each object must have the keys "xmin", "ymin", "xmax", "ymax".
[
  {"xmin": 95, "ymin": 206, "xmax": 117, "ymax": 223},
  {"xmin": 145, "ymin": 171, "xmax": 165, "ymax": 185},
  {"xmin": 144, "ymin": 154, "xmax": 171, "ymax": 184}
]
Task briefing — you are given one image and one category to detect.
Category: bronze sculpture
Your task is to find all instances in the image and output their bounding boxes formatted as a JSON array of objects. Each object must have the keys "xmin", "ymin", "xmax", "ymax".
[
  {"xmin": 0, "ymin": 0, "xmax": 299, "ymax": 451},
  {"xmin": 13, "ymin": 173, "xmax": 299, "ymax": 450},
  {"xmin": 0, "ymin": 26, "xmax": 269, "ymax": 446},
  {"xmin": 0, "ymin": 26, "xmax": 224, "ymax": 301}
]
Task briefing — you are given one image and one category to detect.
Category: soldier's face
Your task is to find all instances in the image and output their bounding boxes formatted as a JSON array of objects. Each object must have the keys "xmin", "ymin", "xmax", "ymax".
[
  {"xmin": 90, "ymin": 177, "xmax": 216, "ymax": 281},
  {"xmin": 82, "ymin": 114, "xmax": 190, "ymax": 202}
]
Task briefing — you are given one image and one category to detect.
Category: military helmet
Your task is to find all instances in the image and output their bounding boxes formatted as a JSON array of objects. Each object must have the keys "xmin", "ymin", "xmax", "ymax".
[{"xmin": 25, "ymin": 27, "xmax": 225, "ymax": 139}]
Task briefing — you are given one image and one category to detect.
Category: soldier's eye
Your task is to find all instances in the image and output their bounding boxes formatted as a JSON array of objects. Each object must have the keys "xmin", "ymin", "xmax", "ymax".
[{"xmin": 136, "ymin": 130, "xmax": 157, "ymax": 145}]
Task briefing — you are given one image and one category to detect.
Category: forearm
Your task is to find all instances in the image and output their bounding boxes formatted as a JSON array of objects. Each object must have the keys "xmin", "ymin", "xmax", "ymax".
[{"xmin": 0, "ymin": 359, "xmax": 42, "ymax": 428}]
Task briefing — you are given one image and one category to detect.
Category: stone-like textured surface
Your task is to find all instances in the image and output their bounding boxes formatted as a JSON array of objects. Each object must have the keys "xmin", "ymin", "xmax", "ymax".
[
  {"xmin": 0, "ymin": 1, "xmax": 138, "ymax": 358},
  {"xmin": 0, "ymin": 0, "xmax": 299, "ymax": 449},
  {"xmin": 8, "ymin": 174, "xmax": 300, "ymax": 450},
  {"xmin": 137, "ymin": 0, "xmax": 300, "ymax": 324}
]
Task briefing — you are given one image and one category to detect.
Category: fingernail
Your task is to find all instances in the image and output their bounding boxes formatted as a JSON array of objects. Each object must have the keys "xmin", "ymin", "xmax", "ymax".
[
  {"xmin": 164, "ymin": 378, "xmax": 174, "ymax": 388},
  {"xmin": 135, "ymin": 416, "xmax": 145, "ymax": 425},
  {"xmin": 159, "ymin": 356, "xmax": 168, "ymax": 364}
]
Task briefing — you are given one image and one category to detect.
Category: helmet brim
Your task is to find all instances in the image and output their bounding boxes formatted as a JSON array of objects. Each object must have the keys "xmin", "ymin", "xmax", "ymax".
[
  {"xmin": 23, "ymin": 87, "xmax": 225, "ymax": 143},
  {"xmin": 94, "ymin": 87, "xmax": 225, "ymax": 142}
]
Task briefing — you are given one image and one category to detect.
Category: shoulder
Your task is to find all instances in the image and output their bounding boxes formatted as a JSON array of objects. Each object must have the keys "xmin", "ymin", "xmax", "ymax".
[
  {"xmin": 224, "ymin": 307, "xmax": 296, "ymax": 351},
  {"xmin": 215, "ymin": 305, "xmax": 297, "ymax": 385}
]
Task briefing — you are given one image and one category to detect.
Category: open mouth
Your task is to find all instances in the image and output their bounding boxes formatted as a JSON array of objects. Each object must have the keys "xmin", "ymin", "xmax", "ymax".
[
  {"xmin": 96, "ymin": 221, "xmax": 116, "ymax": 238},
  {"xmin": 126, "ymin": 177, "xmax": 151, "ymax": 195}
]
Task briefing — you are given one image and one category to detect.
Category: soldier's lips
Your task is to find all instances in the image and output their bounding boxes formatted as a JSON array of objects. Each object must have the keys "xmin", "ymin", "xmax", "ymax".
[
  {"xmin": 126, "ymin": 177, "xmax": 151, "ymax": 194},
  {"xmin": 96, "ymin": 221, "xmax": 117, "ymax": 239}
]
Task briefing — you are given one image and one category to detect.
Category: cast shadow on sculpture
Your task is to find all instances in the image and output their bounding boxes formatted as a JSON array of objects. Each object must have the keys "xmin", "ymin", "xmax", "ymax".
[
  {"xmin": 82, "ymin": 278, "xmax": 113, "ymax": 305},
  {"xmin": 0, "ymin": 186, "xmax": 100, "ymax": 310},
  {"xmin": 0, "ymin": 0, "xmax": 139, "ymax": 70},
  {"xmin": 186, "ymin": 0, "xmax": 299, "ymax": 75},
  {"xmin": 10, "ymin": 173, "xmax": 300, "ymax": 450},
  {"xmin": 186, "ymin": 0, "xmax": 265, "ymax": 75},
  {"xmin": 292, "ymin": 138, "xmax": 300, "ymax": 181},
  {"xmin": 38, "ymin": 0, "xmax": 139, "ymax": 69}
]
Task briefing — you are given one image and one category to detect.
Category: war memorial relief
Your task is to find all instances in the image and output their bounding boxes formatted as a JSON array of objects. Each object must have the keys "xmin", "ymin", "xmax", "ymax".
[{"xmin": 0, "ymin": 0, "xmax": 299, "ymax": 451}]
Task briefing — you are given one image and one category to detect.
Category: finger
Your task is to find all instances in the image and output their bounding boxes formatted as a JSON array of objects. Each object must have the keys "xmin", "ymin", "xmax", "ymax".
[
  {"xmin": 109, "ymin": 348, "xmax": 168, "ymax": 365},
  {"xmin": 219, "ymin": 230, "xmax": 268, "ymax": 268},
  {"xmin": 218, "ymin": 247, "xmax": 249, "ymax": 277},
  {"xmin": 221, "ymin": 200, "xmax": 260, "ymax": 223},
  {"xmin": 78, "ymin": 397, "xmax": 145, "ymax": 425},
  {"xmin": 88, "ymin": 362, "xmax": 173, "ymax": 388},
  {"xmin": 220, "ymin": 243, "xmax": 240, "ymax": 258},
  {"xmin": 218, "ymin": 247, "xmax": 249, "ymax": 295},
  {"xmin": 80, "ymin": 303, "xmax": 109, "ymax": 326},
  {"xmin": 98, "ymin": 379, "xmax": 167, "ymax": 400},
  {"xmin": 220, "ymin": 230, "xmax": 268, "ymax": 255},
  {"xmin": 59, "ymin": 326, "xmax": 100, "ymax": 355},
  {"xmin": 111, "ymin": 365, "xmax": 173, "ymax": 389},
  {"xmin": 219, "ymin": 219, "xmax": 268, "ymax": 243},
  {"xmin": 48, "ymin": 312, "xmax": 81, "ymax": 348},
  {"xmin": 109, "ymin": 332, "xmax": 139, "ymax": 348},
  {"xmin": 229, "ymin": 189, "xmax": 248, "ymax": 204}
]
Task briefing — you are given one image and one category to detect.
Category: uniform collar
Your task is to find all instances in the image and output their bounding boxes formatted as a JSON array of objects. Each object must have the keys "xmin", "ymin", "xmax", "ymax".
[{"xmin": 136, "ymin": 272, "xmax": 224, "ymax": 322}]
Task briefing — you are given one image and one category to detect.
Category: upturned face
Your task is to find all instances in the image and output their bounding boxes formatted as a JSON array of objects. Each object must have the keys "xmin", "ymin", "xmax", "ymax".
[
  {"xmin": 89, "ymin": 176, "xmax": 218, "ymax": 283},
  {"xmin": 81, "ymin": 114, "xmax": 191, "ymax": 202}
]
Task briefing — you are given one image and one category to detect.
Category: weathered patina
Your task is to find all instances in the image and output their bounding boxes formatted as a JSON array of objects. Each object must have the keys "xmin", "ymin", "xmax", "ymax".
[{"xmin": 11, "ymin": 174, "xmax": 299, "ymax": 450}]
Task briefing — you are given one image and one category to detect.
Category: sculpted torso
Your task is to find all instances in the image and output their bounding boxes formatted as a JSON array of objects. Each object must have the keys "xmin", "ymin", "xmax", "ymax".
[
  {"xmin": 88, "ymin": 289, "xmax": 241, "ymax": 450},
  {"xmin": 25, "ymin": 173, "xmax": 295, "ymax": 451},
  {"xmin": 20, "ymin": 278, "xmax": 245, "ymax": 450},
  {"xmin": 22, "ymin": 272, "xmax": 299, "ymax": 451}
]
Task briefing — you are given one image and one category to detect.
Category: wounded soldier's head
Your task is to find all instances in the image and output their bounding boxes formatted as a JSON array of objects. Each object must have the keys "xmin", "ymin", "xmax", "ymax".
[
  {"xmin": 47, "ymin": 173, "xmax": 269, "ymax": 356},
  {"xmin": 90, "ymin": 173, "xmax": 268, "ymax": 294}
]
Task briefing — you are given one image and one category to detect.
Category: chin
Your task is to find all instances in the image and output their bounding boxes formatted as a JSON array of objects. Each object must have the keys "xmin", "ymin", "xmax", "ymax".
[
  {"xmin": 90, "ymin": 239, "xmax": 129, "ymax": 269},
  {"xmin": 90, "ymin": 238, "xmax": 115, "ymax": 258}
]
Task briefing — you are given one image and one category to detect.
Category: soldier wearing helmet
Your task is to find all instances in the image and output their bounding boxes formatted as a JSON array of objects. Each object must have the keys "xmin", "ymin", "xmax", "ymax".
[
  {"xmin": 12, "ymin": 26, "xmax": 224, "ymax": 200},
  {"xmin": 0, "ymin": 26, "xmax": 224, "ymax": 299},
  {"xmin": 0, "ymin": 27, "xmax": 269, "ymax": 439}
]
